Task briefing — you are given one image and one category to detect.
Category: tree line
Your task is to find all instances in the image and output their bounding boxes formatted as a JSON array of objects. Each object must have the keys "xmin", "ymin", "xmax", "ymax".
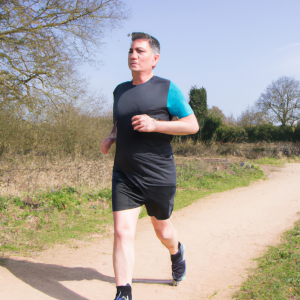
[{"xmin": 187, "ymin": 76, "xmax": 300, "ymax": 143}]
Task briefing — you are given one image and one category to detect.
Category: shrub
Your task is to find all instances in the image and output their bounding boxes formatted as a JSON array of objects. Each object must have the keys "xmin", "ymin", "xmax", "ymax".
[
  {"xmin": 216, "ymin": 125, "xmax": 247, "ymax": 143},
  {"xmin": 201, "ymin": 111, "xmax": 223, "ymax": 142},
  {"xmin": 189, "ymin": 86, "xmax": 207, "ymax": 141},
  {"xmin": 245, "ymin": 124, "xmax": 295, "ymax": 142}
]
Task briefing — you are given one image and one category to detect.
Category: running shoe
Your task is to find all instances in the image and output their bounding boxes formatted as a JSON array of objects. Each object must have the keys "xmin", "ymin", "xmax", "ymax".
[
  {"xmin": 171, "ymin": 242, "xmax": 186, "ymax": 286},
  {"xmin": 114, "ymin": 293, "xmax": 130, "ymax": 300},
  {"xmin": 114, "ymin": 284, "xmax": 132, "ymax": 300}
]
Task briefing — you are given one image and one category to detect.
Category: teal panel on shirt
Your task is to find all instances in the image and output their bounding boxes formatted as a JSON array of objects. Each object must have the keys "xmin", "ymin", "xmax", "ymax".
[{"xmin": 167, "ymin": 82, "xmax": 193, "ymax": 119}]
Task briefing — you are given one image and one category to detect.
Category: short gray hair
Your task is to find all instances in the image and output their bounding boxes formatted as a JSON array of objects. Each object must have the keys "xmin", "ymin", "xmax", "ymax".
[{"xmin": 131, "ymin": 32, "xmax": 160, "ymax": 55}]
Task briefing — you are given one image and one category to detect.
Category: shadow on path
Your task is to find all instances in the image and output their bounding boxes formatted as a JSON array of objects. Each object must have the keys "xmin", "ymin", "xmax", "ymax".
[{"xmin": 1, "ymin": 258, "xmax": 172, "ymax": 300}]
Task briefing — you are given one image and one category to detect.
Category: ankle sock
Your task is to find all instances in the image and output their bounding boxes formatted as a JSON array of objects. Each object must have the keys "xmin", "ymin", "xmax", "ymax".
[{"xmin": 116, "ymin": 284, "xmax": 132, "ymax": 300}]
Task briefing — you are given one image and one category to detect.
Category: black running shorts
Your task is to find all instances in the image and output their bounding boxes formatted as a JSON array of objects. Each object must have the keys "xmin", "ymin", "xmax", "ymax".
[{"xmin": 112, "ymin": 169, "xmax": 176, "ymax": 220}]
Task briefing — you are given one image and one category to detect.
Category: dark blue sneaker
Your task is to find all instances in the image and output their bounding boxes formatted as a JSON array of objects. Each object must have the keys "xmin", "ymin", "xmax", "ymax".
[{"xmin": 171, "ymin": 242, "xmax": 186, "ymax": 286}]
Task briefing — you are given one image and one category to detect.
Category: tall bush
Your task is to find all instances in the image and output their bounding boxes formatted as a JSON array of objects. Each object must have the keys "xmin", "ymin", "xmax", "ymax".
[
  {"xmin": 201, "ymin": 110, "xmax": 224, "ymax": 142},
  {"xmin": 189, "ymin": 86, "xmax": 207, "ymax": 140}
]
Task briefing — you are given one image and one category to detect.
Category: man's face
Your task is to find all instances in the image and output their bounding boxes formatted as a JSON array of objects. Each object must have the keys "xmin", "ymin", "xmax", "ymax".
[{"xmin": 128, "ymin": 39, "xmax": 159, "ymax": 72}]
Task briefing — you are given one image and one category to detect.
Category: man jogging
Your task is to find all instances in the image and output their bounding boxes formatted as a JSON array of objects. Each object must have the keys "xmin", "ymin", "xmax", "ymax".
[{"xmin": 101, "ymin": 32, "xmax": 199, "ymax": 300}]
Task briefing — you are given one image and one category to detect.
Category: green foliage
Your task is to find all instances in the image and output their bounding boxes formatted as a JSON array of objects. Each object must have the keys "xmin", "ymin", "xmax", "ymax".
[
  {"xmin": 0, "ymin": 186, "xmax": 114, "ymax": 254},
  {"xmin": 199, "ymin": 122, "xmax": 300, "ymax": 144},
  {"xmin": 201, "ymin": 110, "xmax": 224, "ymax": 142},
  {"xmin": 41, "ymin": 187, "xmax": 81, "ymax": 211},
  {"xmin": 216, "ymin": 125, "xmax": 247, "ymax": 143},
  {"xmin": 252, "ymin": 157, "xmax": 287, "ymax": 166},
  {"xmin": 189, "ymin": 86, "xmax": 207, "ymax": 140},
  {"xmin": 178, "ymin": 119, "xmax": 300, "ymax": 144},
  {"xmin": 233, "ymin": 218, "xmax": 300, "ymax": 299},
  {"xmin": 174, "ymin": 160, "xmax": 264, "ymax": 211},
  {"xmin": 0, "ymin": 197, "xmax": 8, "ymax": 211},
  {"xmin": 93, "ymin": 189, "xmax": 112, "ymax": 201},
  {"xmin": 245, "ymin": 124, "xmax": 300, "ymax": 142}
]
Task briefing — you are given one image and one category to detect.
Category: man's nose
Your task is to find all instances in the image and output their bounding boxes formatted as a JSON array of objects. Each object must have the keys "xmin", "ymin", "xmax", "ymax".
[{"xmin": 130, "ymin": 50, "xmax": 138, "ymax": 60}]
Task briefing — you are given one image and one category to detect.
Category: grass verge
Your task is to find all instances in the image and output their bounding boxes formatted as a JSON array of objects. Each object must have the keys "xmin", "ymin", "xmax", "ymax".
[
  {"xmin": 233, "ymin": 216, "xmax": 300, "ymax": 300},
  {"xmin": 174, "ymin": 158, "xmax": 263, "ymax": 212},
  {"xmin": 0, "ymin": 159, "xmax": 264, "ymax": 255},
  {"xmin": 252, "ymin": 157, "xmax": 288, "ymax": 166},
  {"xmin": 251, "ymin": 157, "xmax": 300, "ymax": 166},
  {"xmin": 0, "ymin": 188, "xmax": 113, "ymax": 255}
]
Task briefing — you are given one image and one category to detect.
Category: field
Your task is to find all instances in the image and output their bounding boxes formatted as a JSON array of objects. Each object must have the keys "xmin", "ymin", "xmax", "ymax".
[{"xmin": 0, "ymin": 153, "xmax": 264, "ymax": 256}]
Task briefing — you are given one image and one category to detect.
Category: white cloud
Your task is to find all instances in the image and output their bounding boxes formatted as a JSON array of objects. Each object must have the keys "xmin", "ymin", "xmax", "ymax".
[
  {"xmin": 277, "ymin": 43, "xmax": 300, "ymax": 51},
  {"xmin": 275, "ymin": 52, "xmax": 300, "ymax": 77}
]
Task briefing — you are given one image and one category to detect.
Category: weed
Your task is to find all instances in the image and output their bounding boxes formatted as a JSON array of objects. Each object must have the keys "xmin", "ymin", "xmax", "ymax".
[{"xmin": 209, "ymin": 290, "xmax": 219, "ymax": 298}]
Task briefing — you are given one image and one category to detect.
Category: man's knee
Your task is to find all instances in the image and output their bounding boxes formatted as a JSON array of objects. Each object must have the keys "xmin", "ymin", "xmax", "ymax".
[
  {"xmin": 114, "ymin": 225, "xmax": 135, "ymax": 243},
  {"xmin": 154, "ymin": 224, "xmax": 174, "ymax": 241}
]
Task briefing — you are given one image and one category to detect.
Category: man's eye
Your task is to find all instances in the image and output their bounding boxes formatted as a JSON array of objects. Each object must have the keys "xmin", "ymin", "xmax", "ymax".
[{"xmin": 129, "ymin": 49, "xmax": 133, "ymax": 53}]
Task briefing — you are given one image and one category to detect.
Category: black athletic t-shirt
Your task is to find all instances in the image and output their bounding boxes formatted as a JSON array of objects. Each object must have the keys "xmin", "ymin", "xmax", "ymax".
[{"xmin": 112, "ymin": 76, "xmax": 193, "ymax": 187}]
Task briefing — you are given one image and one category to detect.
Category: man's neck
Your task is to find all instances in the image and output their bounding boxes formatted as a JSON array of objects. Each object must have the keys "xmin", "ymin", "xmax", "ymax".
[{"xmin": 131, "ymin": 71, "xmax": 154, "ymax": 85}]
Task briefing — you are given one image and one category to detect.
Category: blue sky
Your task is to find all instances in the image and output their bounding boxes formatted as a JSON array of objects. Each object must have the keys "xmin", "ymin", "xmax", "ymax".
[{"xmin": 81, "ymin": 0, "xmax": 300, "ymax": 118}]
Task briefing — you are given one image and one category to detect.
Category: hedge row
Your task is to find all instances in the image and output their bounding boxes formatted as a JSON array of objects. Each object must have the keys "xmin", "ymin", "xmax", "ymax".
[{"xmin": 216, "ymin": 124, "xmax": 300, "ymax": 143}]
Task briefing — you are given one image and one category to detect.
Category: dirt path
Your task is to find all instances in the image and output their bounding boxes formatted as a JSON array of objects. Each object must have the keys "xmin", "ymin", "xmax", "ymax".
[{"xmin": 1, "ymin": 163, "xmax": 300, "ymax": 300}]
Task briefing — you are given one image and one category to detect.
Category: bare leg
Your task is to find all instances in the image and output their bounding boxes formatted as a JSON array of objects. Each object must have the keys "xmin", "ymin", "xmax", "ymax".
[
  {"xmin": 151, "ymin": 217, "xmax": 179, "ymax": 255},
  {"xmin": 113, "ymin": 207, "xmax": 141, "ymax": 286}
]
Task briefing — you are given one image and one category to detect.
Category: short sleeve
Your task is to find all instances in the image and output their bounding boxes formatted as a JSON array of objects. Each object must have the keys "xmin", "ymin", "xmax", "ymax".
[{"xmin": 167, "ymin": 82, "xmax": 194, "ymax": 119}]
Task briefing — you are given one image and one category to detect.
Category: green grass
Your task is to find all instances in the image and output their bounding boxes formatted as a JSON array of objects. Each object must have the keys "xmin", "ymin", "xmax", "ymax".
[
  {"xmin": 233, "ymin": 217, "xmax": 300, "ymax": 300},
  {"xmin": 0, "ymin": 160, "xmax": 264, "ymax": 255},
  {"xmin": 252, "ymin": 157, "xmax": 287, "ymax": 166},
  {"xmin": 0, "ymin": 187, "xmax": 114, "ymax": 254},
  {"xmin": 252, "ymin": 156, "xmax": 300, "ymax": 166},
  {"xmin": 174, "ymin": 160, "xmax": 263, "ymax": 211}
]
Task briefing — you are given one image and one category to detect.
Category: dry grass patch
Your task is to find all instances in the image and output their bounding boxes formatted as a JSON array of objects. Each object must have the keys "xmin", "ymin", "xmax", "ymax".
[{"xmin": 0, "ymin": 154, "xmax": 113, "ymax": 197}]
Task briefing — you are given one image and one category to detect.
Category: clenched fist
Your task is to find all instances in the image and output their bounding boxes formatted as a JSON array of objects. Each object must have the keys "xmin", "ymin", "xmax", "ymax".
[{"xmin": 131, "ymin": 114, "xmax": 157, "ymax": 132}]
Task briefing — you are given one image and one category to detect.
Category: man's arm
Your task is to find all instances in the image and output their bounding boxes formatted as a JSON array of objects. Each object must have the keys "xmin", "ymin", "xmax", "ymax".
[
  {"xmin": 131, "ymin": 114, "xmax": 199, "ymax": 135},
  {"xmin": 101, "ymin": 122, "xmax": 117, "ymax": 154}
]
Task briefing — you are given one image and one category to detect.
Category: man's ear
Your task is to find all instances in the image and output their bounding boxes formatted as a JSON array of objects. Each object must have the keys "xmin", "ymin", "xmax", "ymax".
[{"xmin": 152, "ymin": 54, "xmax": 160, "ymax": 69}]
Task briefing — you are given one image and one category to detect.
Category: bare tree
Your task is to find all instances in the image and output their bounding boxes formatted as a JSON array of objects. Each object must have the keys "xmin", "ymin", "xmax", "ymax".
[
  {"xmin": 237, "ymin": 105, "xmax": 270, "ymax": 127},
  {"xmin": 224, "ymin": 113, "xmax": 237, "ymax": 126},
  {"xmin": 209, "ymin": 106, "xmax": 225, "ymax": 121},
  {"xmin": 0, "ymin": 0, "xmax": 128, "ymax": 110},
  {"xmin": 256, "ymin": 76, "xmax": 300, "ymax": 125}
]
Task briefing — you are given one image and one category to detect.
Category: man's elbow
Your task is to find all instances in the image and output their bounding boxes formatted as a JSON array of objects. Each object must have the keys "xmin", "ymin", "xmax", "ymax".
[{"xmin": 189, "ymin": 123, "xmax": 199, "ymax": 134}]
